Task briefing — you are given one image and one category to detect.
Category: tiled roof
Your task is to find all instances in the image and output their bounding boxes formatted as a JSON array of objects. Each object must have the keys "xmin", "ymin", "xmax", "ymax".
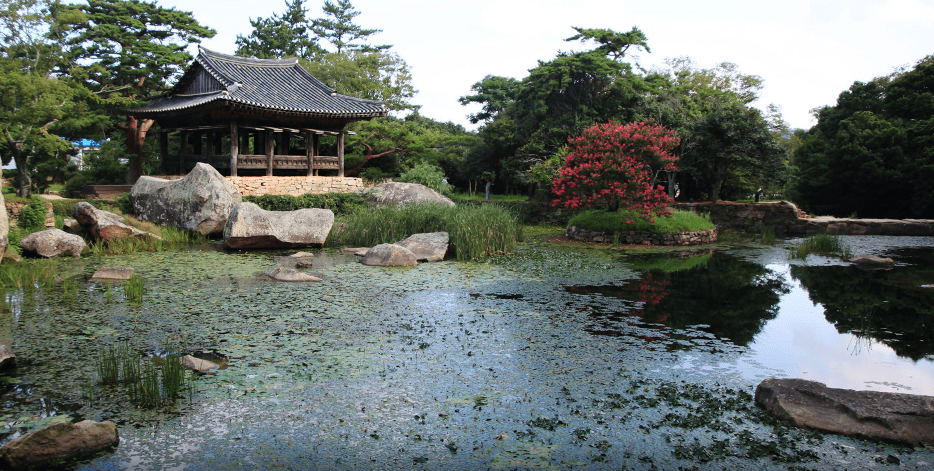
[{"xmin": 131, "ymin": 47, "xmax": 388, "ymax": 118}]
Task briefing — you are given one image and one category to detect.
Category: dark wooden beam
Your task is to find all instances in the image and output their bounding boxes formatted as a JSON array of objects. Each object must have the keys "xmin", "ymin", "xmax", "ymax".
[{"xmin": 265, "ymin": 129, "xmax": 274, "ymax": 177}]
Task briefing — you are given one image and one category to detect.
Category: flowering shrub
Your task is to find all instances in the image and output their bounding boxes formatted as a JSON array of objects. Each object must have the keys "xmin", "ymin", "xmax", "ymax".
[{"xmin": 552, "ymin": 122, "xmax": 679, "ymax": 221}]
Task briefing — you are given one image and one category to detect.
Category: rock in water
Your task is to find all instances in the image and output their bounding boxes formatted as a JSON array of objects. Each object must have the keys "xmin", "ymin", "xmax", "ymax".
[
  {"xmin": 90, "ymin": 267, "xmax": 134, "ymax": 281},
  {"xmin": 20, "ymin": 229, "xmax": 85, "ymax": 258},
  {"xmin": 0, "ymin": 420, "xmax": 118, "ymax": 469},
  {"xmin": 267, "ymin": 266, "xmax": 321, "ymax": 282},
  {"xmin": 360, "ymin": 243, "xmax": 418, "ymax": 267},
  {"xmin": 362, "ymin": 182, "xmax": 455, "ymax": 208},
  {"xmin": 396, "ymin": 232, "xmax": 450, "ymax": 262},
  {"xmin": 755, "ymin": 378, "xmax": 934, "ymax": 446},
  {"xmin": 0, "ymin": 345, "xmax": 14, "ymax": 371},
  {"xmin": 849, "ymin": 255, "xmax": 895, "ymax": 270},
  {"xmin": 223, "ymin": 202, "xmax": 334, "ymax": 249},
  {"xmin": 180, "ymin": 355, "xmax": 220, "ymax": 374},
  {"xmin": 130, "ymin": 163, "xmax": 242, "ymax": 235},
  {"xmin": 0, "ymin": 189, "xmax": 8, "ymax": 264},
  {"xmin": 72, "ymin": 202, "xmax": 159, "ymax": 241}
]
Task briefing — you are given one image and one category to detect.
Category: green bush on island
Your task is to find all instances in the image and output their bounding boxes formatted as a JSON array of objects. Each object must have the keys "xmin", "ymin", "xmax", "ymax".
[
  {"xmin": 568, "ymin": 209, "xmax": 714, "ymax": 235},
  {"xmin": 327, "ymin": 203, "xmax": 521, "ymax": 261}
]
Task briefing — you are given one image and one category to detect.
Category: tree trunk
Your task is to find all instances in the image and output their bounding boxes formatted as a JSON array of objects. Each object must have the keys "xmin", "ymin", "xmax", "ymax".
[
  {"xmin": 125, "ymin": 115, "xmax": 154, "ymax": 184},
  {"xmin": 14, "ymin": 155, "xmax": 30, "ymax": 198}
]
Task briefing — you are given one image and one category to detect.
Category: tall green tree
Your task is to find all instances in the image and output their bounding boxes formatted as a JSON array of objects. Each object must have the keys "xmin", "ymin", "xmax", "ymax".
[
  {"xmin": 235, "ymin": 0, "xmax": 322, "ymax": 60},
  {"xmin": 61, "ymin": 0, "xmax": 215, "ymax": 184},
  {"xmin": 792, "ymin": 56, "xmax": 934, "ymax": 218},
  {"xmin": 311, "ymin": 0, "xmax": 388, "ymax": 53},
  {"xmin": 300, "ymin": 49, "xmax": 415, "ymax": 111}
]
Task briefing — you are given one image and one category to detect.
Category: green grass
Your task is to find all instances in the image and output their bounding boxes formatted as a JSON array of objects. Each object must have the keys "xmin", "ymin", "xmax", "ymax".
[
  {"xmin": 451, "ymin": 192, "xmax": 529, "ymax": 203},
  {"xmin": 568, "ymin": 209, "xmax": 714, "ymax": 235},
  {"xmin": 86, "ymin": 224, "xmax": 208, "ymax": 256},
  {"xmin": 788, "ymin": 234, "xmax": 852, "ymax": 260},
  {"xmin": 125, "ymin": 274, "xmax": 145, "ymax": 304},
  {"xmin": 327, "ymin": 203, "xmax": 522, "ymax": 260}
]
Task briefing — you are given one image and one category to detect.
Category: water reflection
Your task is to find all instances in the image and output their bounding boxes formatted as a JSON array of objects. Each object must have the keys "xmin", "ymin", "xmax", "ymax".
[
  {"xmin": 790, "ymin": 264, "xmax": 934, "ymax": 361},
  {"xmin": 571, "ymin": 252, "xmax": 789, "ymax": 346}
]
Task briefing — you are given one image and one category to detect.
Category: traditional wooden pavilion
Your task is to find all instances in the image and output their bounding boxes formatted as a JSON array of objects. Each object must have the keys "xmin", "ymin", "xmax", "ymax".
[{"xmin": 130, "ymin": 47, "xmax": 388, "ymax": 177}]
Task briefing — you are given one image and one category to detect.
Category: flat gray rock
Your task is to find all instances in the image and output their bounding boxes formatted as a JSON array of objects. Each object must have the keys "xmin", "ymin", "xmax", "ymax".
[
  {"xmin": 342, "ymin": 247, "xmax": 370, "ymax": 256},
  {"xmin": 20, "ymin": 228, "xmax": 85, "ymax": 258},
  {"xmin": 755, "ymin": 378, "xmax": 934, "ymax": 446},
  {"xmin": 267, "ymin": 266, "xmax": 322, "ymax": 282},
  {"xmin": 396, "ymin": 232, "xmax": 450, "ymax": 262},
  {"xmin": 362, "ymin": 182, "xmax": 455, "ymax": 208},
  {"xmin": 223, "ymin": 203, "xmax": 334, "ymax": 249},
  {"xmin": 0, "ymin": 420, "xmax": 118, "ymax": 469},
  {"xmin": 0, "ymin": 345, "xmax": 14, "ymax": 371},
  {"xmin": 90, "ymin": 267, "xmax": 135, "ymax": 281},
  {"xmin": 361, "ymin": 243, "xmax": 418, "ymax": 267},
  {"xmin": 131, "ymin": 163, "xmax": 242, "ymax": 235},
  {"xmin": 849, "ymin": 255, "xmax": 895, "ymax": 269},
  {"xmin": 289, "ymin": 251, "xmax": 315, "ymax": 258},
  {"xmin": 180, "ymin": 355, "xmax": 219, "ymax": 374}
]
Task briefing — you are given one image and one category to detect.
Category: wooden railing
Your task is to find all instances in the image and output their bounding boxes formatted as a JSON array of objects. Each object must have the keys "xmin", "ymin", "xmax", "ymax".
[{"xmin": 164, "ymin": 154, "xmax": 340, "ymax": 171}]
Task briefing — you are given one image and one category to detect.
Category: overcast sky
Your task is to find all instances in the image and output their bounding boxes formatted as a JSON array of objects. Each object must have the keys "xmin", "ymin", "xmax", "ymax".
[{"xmin": 158, "ymin": 0, "xmax": 934, "ymax": 131}]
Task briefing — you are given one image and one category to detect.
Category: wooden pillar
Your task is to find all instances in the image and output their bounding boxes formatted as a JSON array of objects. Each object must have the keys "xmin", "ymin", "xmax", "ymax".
[
  {"xmin": 305, "ymin": 131, "xmax": 314, "ymax": 177},
  {"xmin": 312, "ymin": 133, "xmax": 320, "ymax": 176},
  {"xmin": 179, "ymin": 131, "xmax": 188, "ymax": 175},
  {"xmin": 159, "ymin": 131, "xmax": 168, "ymax": 175},
  {"xmin": 255, "ymin": 131, "xmax": 264, "ymax": 157},
  {"xmin": 337, "ymin": 131, "xmax": 345, "ymax": 178},
  {"xmin": 230, "ymin": 121, "xmax": 239, "ymax": 177},
  {"xmin": 240, "ymin": 131, "xmax": 249, "ymax": 155},
  {"xmin": 282, "ymin": 131, "xmax": 291, "ymax": 154},
  {"xmin": 265, "ymin": 129, "xmax": 274, "ymax": 176}
]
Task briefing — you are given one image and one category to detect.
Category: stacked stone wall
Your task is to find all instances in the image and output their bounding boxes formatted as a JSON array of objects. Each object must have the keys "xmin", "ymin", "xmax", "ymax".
[
  {"xmin": 226, "ymin": 176, "xmax": 365, "ymax": 196},
  {"xmin": 566, "ymin": 226, "xmax": 717, "ymax": 246}
]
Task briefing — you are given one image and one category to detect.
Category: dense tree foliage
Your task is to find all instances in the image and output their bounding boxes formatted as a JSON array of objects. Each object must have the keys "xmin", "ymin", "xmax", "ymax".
[
  {"xmin": 552, "ymin": 121, "xmax": 678, "ymax": 219},
  {"xmin": 60, "ymin": 0, "xmax": 215, "ymax": 184},
  {"xmin": 235, "ymin": 0, "xmax": 322, "ymax": 60},
  {"xmin": 791, "ymin": 56, "xmax": 934, "ymax": 218}
]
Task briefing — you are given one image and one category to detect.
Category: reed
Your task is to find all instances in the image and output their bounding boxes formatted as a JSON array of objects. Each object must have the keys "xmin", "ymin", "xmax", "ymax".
[
  {"xmin": 93, "ymin": 341, "xmax": 193, "ymax": 409},
  {"xmin": 0, "ymin": 260, "xmax": 59, "ymax": 290},
  {"xmin": 789, "ymin": 234, "xmax": 852, "ymax": 260},
  {"xmin": 327, "ymin": 203, "xmax": 521, "ymax": 260},
  {"xmin": 96, "ymin": 343, "xmax": 121, "ymax": 386},
  {"xmin": 125, "ymin": 275, "xmax": 145, "ymax": 304}
]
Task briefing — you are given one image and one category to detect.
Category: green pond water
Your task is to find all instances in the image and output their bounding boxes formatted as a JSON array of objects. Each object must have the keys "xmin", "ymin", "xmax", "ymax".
[{"xmin": 1, "ymin": 236, "xmax": 932, "ymax": 470}]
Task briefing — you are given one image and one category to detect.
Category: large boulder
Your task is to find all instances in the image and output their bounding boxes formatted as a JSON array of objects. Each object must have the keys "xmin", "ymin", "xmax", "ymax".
[
  {"xmin": 72, "ymin": 202, "xmax": 159, "ymax": 241},
  {"xmin": 360, "ymin": 243, "xmax": 418, "ymax": 267},
  {"xmin": 20, "ymin": 229, "xmax": 85, "ymax": 258},
  {"xmin": 849, "ymin": 255, "xmax": 895, "ymax": 270},
  {"xmin": 0, "ymin": 189, "xmax": 8, "ymax": 264},
  {"xmin": 0, "ymin": 419, "xmax": 118, "ymax": 469},
  {"xmin": 362, "ymin": 182, "xmax": 455, "ymax": 208},
  {"xmin": 223, "ymin": 202, "xmax": 334, "ymax": 249},
  {"xmin": 755, "ymin": 378, "xmax": 934, "ymax": 446},
  {"xmin": 130, "ymin": 163, "xmax": 242, "ymax": 235},
  {"xmin": 396, "ymin": 232, "xmax": 450, "ymax": 262}
]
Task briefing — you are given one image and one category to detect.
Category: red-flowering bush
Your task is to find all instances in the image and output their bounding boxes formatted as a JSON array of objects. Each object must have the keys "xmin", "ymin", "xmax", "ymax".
[{"xmin": 552, "ymin": 122, "xmax": 680, "ymax": 221}]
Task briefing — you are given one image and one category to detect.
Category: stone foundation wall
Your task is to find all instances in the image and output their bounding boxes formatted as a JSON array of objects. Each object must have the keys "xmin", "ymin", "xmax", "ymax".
[
  {"xmin": 674, "ymin": 201, "xmax": 805, "ymax": 234},
  {"xmin": 227, "ymin": 176, "xmax": 365, "ymax": 196},
  {"xmin": 566, "ymin": 226, "xmax": 717, "ymax": 246},
  {"xmin": 673, "ymin": 201, "xmax": 934, "ymax": 236}
]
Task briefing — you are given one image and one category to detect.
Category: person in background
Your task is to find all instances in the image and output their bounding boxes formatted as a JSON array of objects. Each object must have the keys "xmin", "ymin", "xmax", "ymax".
[{"xmin": 485, "ymin": 179, "xmax": 491, "ymax": 201}]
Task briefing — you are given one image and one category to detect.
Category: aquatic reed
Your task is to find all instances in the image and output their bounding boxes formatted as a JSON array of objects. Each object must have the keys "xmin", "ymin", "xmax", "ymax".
[
  {"xmin": 125, "ymin": 275, "xmax": 145, "ymax": 304},
  {"xmin": 327, "ymin": 203, "xmax": 521, "ymax": 260},
  {"xmin": 788, "ymin": 234, "xmax": 852, "ymax": 260}
]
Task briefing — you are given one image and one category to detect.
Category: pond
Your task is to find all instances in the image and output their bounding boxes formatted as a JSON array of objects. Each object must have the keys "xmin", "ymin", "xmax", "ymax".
[{"xmin": 0, "ymin": 235, "xmax": 932, "ymax": 469}]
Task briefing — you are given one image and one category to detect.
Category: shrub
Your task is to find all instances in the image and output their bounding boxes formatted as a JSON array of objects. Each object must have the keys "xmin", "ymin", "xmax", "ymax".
[
  {"xmin": 17, "ymin": 197, "xmax": 48, "ymax": 230},
  {"xmin": 244, "ymin": 193, "xmax": 367, "ymax": 216},
  {"xmin": 397, "ymin": 162, "xmax": 453, "ymax": 196},
  {"xmin": 552, "ymin": 121, "xmax": 679, "ymax": 220},
  {"xmin": 788, "ymin": 234, "xmax": 852, "ymax": 260},
  {"xmin": 327, "ymin": 203, "xmax": 521, "ymax": 260},
  {"xmin": 568, "ymin": 209, "xmax": 714, "ymax": 235}
]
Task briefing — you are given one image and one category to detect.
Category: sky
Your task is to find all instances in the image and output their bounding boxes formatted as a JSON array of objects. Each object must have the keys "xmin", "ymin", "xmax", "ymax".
[{"xmin": 157, "ymin": 0, "xmax": 934, "ymax": 131}]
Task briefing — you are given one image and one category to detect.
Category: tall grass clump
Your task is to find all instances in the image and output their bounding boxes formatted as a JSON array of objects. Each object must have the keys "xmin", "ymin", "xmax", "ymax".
[
  {"xmin": 568, "ymin": 209, "xmax": 714, "ymax": 235},
  {"xmin": 94, "ymin": 341, "xmax": 192, "ymax": 409},
  {"xmin": 328, "ymin": 203, "xmax": 521, "ymax": 260},
  {"xmin": 0, "ymin": 259, "xmax": 59, "ymax": 290},
  {"xmin": 87, "ymin": 225, "xmax": 207, "ymax": 256},
  {"xmin": 125, "ymin": 274, "xmax": 145, "ymax": 304},
  {"xmin": 788, "ymin": 234, "xmax": 852, "ymax": 260}
]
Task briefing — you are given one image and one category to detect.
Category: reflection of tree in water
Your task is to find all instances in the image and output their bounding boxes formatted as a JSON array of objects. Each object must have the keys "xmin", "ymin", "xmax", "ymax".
[
  {"xmin": 790, "ymin": 265, "xmax": 934, "ymax": 361},
  {"xmin": 573, "ymin": 253, "xmax": 788, "ymax": 346}
]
